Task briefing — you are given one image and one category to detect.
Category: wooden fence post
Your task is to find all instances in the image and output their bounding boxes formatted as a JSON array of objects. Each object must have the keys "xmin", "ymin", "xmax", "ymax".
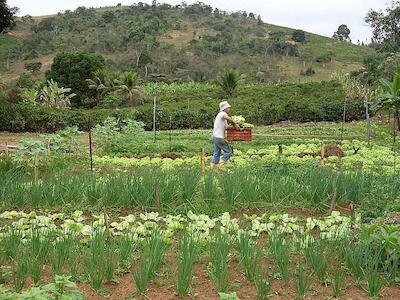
[
  {"xmin": 278, "ymin": 144, "xmax": 283, "ymax": 156},
  {"xmin": 328, "ymin": 188, "xmax": 338, "ymax": 215},
  {"xmin": 5, "ymin": 142, "xmax": 9, "ymax": 156}
]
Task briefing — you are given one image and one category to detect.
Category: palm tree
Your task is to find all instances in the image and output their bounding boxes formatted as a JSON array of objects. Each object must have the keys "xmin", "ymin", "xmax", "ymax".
[
  {"xmin": 375, "ymin": 62, "xmax": 400, "ymax": 140},
  {"xmin": 216, "ymin": 69, "xmax": 243, "ymax": 98},
  {"xmin": 114, "ymin": 71, "xmax": 143, "ymax": 106},
  {"xmin": 86, "ymin": 69, "xmax": 110, "ymax": 105}
]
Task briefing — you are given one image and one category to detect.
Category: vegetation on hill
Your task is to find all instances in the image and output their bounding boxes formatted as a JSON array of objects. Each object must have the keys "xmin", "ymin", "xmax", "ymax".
[{"xmin": 1, "ymin": 2, "xmax": 374, "ymax": 83}]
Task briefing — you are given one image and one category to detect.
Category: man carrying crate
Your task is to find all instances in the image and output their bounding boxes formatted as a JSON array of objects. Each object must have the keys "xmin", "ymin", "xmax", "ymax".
[{"xmin": 210, "ymin": 101, "xmax": 240, "ymax": 170}]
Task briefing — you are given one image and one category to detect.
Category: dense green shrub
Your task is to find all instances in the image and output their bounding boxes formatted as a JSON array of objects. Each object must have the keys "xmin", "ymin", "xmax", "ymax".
[
  {"xmin": 292, "ymin": 30, "xmax": 306, "ymax": 43},
  {"xmin": 45, "ymin": 52, "xmax": 106, "ymax": 106},
  {"xmin": 0, "ymin": 81, "xmax": 365, "ymax": 132}
]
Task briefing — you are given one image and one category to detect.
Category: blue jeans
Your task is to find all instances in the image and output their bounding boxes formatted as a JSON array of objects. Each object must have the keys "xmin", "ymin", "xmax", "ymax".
[{"xmin": 212, "ymin": 137, "xmax": 233, "ymax": 164}]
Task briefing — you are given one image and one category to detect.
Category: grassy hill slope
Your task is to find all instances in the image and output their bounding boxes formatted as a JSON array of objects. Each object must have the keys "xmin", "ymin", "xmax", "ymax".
[{"xmin": 0, "ymin": 2, "xmax": 374, "ymax": 83}]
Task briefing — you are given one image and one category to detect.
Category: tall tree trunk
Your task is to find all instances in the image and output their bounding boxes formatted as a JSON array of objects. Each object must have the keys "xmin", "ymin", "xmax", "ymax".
[{"xmin": 135, "ymin": 50, "xmax": 142, "ymax": 67}]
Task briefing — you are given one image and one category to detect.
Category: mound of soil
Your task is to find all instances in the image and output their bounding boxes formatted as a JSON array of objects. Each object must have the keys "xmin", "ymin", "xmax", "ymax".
[
  {"xmin": 161, "ymin": 152, "xmax": 182, "ymax": 160},
  {"xmin": 323, "ymin": 144, "xmax": 345, "ymax": 158}
]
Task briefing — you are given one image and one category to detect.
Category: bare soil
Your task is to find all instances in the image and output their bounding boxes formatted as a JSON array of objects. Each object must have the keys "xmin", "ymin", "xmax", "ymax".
[
  {"xmin": 75, "ymin": 262, "xmax": 400, "ymax": 300},
  {"xmin": 323, "ymin": 144, "xmax": 345, "ymax": 158}
]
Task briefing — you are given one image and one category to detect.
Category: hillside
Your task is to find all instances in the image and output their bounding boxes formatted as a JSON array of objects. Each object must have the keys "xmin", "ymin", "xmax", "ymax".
[{"xmin": 0, "ymin": 2, "xmax": 374, "ymax": 83}]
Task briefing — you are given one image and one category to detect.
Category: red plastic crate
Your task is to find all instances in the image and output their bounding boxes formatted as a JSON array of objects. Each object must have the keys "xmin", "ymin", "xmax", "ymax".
[{"xmin": 226, "ymin": 129, "xmax": 253, "ymax": 142}]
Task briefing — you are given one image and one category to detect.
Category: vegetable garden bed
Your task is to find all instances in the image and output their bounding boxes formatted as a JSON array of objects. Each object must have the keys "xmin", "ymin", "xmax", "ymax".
[{"xmin": 0, "ymin": 210, "xmax": 399, "ymax": 299}]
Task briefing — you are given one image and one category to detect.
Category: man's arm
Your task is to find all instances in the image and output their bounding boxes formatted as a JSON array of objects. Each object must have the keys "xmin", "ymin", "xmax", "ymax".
[{"xmin": 224, "ymin": 113, "xmax": 240, "ymax": 129}]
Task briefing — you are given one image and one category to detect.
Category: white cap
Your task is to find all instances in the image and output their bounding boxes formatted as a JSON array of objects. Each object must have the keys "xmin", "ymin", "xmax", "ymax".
[{"xmin": 219, "ymin": 101, "xmax": 231, "ymax": 112}]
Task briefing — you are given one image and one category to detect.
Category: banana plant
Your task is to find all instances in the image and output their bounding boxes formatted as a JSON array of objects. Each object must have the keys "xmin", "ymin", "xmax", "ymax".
[
  {"xmin": 20, "ymin": 88, "xmax": 39, "ymax": 105},
  {"xmin": 375, "ymin": 63, "xmax": 400, "ymax": 111},
  {"xmin": 374, "ymin": 62, "xmax": 400, "ymax": 141},
  {"xmin": 38, "ymin": 79, "xmax": 76, "ymax": 109}
]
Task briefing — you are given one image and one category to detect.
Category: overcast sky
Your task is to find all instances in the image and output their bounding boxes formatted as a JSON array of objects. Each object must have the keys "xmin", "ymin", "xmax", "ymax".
[{"xmin": 8, "ymin": 0, "xmax": 390, "ymax": 42}]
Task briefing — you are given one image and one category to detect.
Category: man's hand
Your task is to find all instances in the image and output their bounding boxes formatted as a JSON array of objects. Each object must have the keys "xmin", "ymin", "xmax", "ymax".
[{"xmin": 224, "ymin": 114, "xmax": 241, "ymax": 130}]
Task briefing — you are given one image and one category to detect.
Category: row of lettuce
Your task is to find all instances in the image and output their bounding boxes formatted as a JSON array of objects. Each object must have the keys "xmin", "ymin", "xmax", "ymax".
[
  {"xmin": 92, "ymin": 140, "xmax": 400, "ymax": 173},
  {"xmin": 8, "ymin": 138, "xmax": 400, "ymax": 173}
]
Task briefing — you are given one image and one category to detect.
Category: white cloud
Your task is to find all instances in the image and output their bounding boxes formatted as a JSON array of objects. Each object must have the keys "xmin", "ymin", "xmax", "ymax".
[{"xmin": 8, "ymin": 0, "xmax": 389, "ymax": 41}]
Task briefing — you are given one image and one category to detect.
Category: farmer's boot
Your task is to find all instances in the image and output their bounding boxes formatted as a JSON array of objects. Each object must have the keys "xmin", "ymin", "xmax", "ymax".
[
  {"xmin": 219, "ymin": 161, "xmax": 227, "ymax": 171},
  {"xmin": 210, "ymin": 163, "xmax": 219, "ymax": 170}
]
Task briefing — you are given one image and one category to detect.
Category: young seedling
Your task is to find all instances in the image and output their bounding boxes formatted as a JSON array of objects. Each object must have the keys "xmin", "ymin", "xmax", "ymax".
[
  {"xmin": 118, "ymin": 234, "xmax": 135, "ymax": 271},
  {"xmin": 255, "ymin": 264, "xmax": 272, "ymax": 300},
  {"xmin": 295, "ymin": 264, "xmax": 310, "ymax": 299},
  {"xmin": 176, "ymin": 233, "xmax": 200, "ymax": 297},
  {"xmin": 3, "ymin": 227, "xmax": 21, "ymax": 261},
  {"xmin": 331, "ymin": 267, "xmax": 344, "ymax": 298},
  {"xmin": 364, "ymin": 252, "xmax": 386, "ymax": 299},
  {"xmin": 13, "ymin": 254, "xmax": 29, "ymax": 292},
  {"xmin": 269, "ymin": 230, "xmax": 290, "ymax": 284},
  {"xmin": 203, "ymin": 172, "xmax": 218, "ymax": 202},
  {"xmin": 341, "ymin": 239, "xmax": 365, "ymax": 285},
  {"xmin": 208, "ymin": 227, "xmax": 232, "ymax": 292},
  {"xmin": 219, "ymin": 292, "xmax": 241, "ymax": 300},
  {"xmin": 29, "ymin": 257, "xmax": 43, "ymax": 286},
  {"xmin": 84, "ymin": 230, "xmax": 108, "ymax": 291},
  {"xmin": 132, "ymin": 228, "xmax": 167, "ymax": 295},
  {"xmin": 26, "ymin": 227, "xmax": 52, "ymax": 285},
  {"xmin": 303, "ymin": 240, "xmax": 328, "ymax": 284},
  {"xmin": 237, "ymin": 230, "xmax": 260, "ymax": 283},
  {"xmin": 51, "ymin": 235, "xmax": 74, "ymax": 276},
  {"xmin": 104, "ymin": 245, "xmax": 117, "ymax": 282}
]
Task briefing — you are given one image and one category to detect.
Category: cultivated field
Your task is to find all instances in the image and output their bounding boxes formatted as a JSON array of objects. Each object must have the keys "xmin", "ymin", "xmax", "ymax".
[{"xmin": 1, "ymin": 120, "xmax": 400, "ymax": 299}]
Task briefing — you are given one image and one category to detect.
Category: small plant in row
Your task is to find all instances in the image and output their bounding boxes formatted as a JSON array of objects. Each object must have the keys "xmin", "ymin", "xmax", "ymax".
[
  {"xmin": 132, "ymin": 228, "xmax": 167, "ymax": 295},
  {"xmin": 176, "ymin": 233, "xmax": 201, "ymax": 297},
  {"xmin": 208, "ymin": 227, "xmax": 232, "ymax": 293}
]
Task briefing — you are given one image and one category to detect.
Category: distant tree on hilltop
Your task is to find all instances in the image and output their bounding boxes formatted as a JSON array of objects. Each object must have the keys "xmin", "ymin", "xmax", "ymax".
[{"xmin": 333, "ymin": 24, "xmax": 351, "ymax": 42}]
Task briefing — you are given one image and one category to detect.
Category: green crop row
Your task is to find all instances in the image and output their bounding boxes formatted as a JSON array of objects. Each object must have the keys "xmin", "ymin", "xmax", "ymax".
[{"xmin": 1, "ymin": 158, "xmax": 399, "ymax": 221}]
